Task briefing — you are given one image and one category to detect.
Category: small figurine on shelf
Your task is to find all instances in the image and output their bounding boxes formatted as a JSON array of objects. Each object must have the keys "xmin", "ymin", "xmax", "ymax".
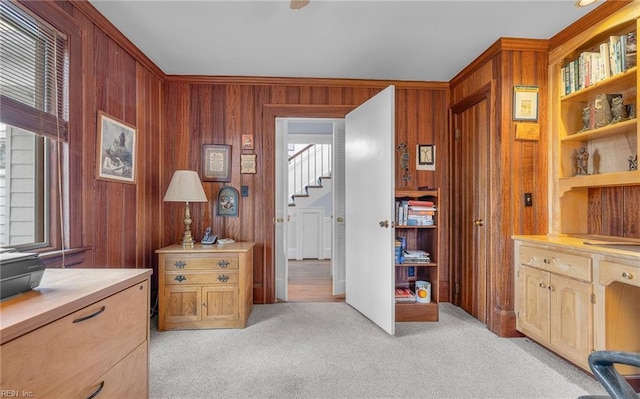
[
  {"xmin": 629, "ymin": 154, "xmax": 638, "ymax": 171},
  {"xmin": 610, "ymin": 95, "xmax": 629, "ymax": 124},
  {"xmin": 576, "ymin": 147, "xmax": 589, "ymax": 176},
  {"xmin": 579, "ymin": 106, "xmax": 591, "ymax": 132}
]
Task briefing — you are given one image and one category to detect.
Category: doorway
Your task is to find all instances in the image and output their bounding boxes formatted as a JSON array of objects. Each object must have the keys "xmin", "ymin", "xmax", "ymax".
[
  {"xmin": 450, "ymin": 82, "xmax": 493, "ymax": 324},
  {"xmin": 275, "ymin": 118, "xmax": 345, "ymax": 302}
]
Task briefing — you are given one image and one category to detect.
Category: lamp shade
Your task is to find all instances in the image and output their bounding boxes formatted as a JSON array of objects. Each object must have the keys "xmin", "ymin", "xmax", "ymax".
[{"xmin": 163, "ymin": 170, "xmax": 208, "ymax": 202}]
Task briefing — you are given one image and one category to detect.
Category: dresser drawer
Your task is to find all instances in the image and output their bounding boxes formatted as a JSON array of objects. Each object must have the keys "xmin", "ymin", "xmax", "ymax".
[
  {"xmin": 164, "ymin": 254, "xmax": 239, "ymax": 271},
  {"xmin": 165, "ymin": 271, "xmax": 239, "ymax": 285},
  {"xmin": 519, "ymin": 245, "xmax": 592, "ymax": 281},
  {"xmin": 0, "ymin": 281, "xmax": 148, "ymax": 398},
  {"xmin": 600, "ymin": 260, "xmax": 640, "ymax": 288},
  {"xmin": 73, "ymin": 341, "xmax": 148, "ymax": 399}
]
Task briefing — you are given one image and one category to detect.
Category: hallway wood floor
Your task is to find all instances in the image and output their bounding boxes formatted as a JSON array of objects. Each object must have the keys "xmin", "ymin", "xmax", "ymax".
[{"xmin": 287, "ymin": 259, "xmax": 345, "ymax": 302}]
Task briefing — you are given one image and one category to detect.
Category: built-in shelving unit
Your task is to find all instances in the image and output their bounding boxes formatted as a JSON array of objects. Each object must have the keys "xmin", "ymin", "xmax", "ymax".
[
  {"xmin": 549, "ymin": 5, "xmax": 639, "ymax": 235},
  {"xmin": 394, "ymin": 188, "xmax": 440, "ymax": 322}
]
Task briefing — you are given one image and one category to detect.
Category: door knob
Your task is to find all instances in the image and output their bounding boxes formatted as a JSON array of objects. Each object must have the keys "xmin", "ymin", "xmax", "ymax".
[
  {"xmin": 337, "ymin": 217, "xmax": 344, "ymax": 222},
  {"xmin": 474, "ymin": 219, "xmax": 484, "ymax": 226},
  {"xmin": 379, "ymin": 220, "xmax": 389, "ymax": 228}
]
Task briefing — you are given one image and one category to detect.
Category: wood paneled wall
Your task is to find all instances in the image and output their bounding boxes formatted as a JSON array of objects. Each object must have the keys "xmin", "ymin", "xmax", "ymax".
[
  {"xmin": 31, "ymin": 1, "xmax": 166, "ymax": 298},
  {"xmin": 449, "ymin": 38, "xmax": 549, "ymax": 337},
  {"xmin": 35, "ymin": 0, "xmax": 449, "ymax": 305},
  {"xmin": 588, "ymin": 186, "xmax": 640, "ymax": 238},
  {"xmin": 163, "ymin": 78, "xmax": 449, "ymax": 303}
]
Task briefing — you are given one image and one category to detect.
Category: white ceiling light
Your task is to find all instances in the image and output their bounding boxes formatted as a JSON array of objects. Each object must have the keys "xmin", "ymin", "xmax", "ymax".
[{"xmin": 575, "ymin": 0, "xmax": 599, "ymax": 7}]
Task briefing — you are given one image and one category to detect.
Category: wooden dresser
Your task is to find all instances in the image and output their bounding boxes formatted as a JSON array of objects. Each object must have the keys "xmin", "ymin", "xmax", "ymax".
[
  {"xmin": 156, "ymin": 242, "xmax": 254, "ymax": 331},
  {"xmin": 0, "ymin": 268, "xmax": 152, "ymax": 399}
]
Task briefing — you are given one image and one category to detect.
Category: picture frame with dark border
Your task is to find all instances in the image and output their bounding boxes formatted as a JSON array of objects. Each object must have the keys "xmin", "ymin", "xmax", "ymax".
[
  {"xmin": 96, "ymin": 111, "xmax": 137, "ymax": 184},
  {"xmin": 202, "ymin": 144, "xmax": 231, "ymax": 182},
  {"xmin": 217, "ymin": 186, "xmax": 239, "ymax": 217},
  {"xmin": 513, "ymin": 85, "xmax": 539, "ymax": 121},
  {"xmin": 417, "ymin": 144, "xmax": 436, "ymax": 171}
]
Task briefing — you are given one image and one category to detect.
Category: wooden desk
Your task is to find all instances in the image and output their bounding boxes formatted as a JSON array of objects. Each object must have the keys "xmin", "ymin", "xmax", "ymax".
[
  {"xmin": 156, "ymin": 242, "xmax": 254, "ymax": 330},
  {"xmin": 0, "ymin": 268, "xmax": 152, "ymax": 399}
]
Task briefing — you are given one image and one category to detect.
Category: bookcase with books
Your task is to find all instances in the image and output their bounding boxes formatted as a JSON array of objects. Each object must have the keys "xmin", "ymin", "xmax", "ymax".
[
  {"xmin": 549, "ymin": 4, "xmax": 639, "ymax": 235},
  {"xmin": 394, "ymin": 188, "xmax": 439, "ymax": 322}
]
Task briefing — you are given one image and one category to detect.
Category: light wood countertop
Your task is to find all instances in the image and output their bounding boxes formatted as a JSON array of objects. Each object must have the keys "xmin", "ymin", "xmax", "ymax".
[{"xmin": 512, "ymin": 235, "xmax": 640, "ymax": 262}]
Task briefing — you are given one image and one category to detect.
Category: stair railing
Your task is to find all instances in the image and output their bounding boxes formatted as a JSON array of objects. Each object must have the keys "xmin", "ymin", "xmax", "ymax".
[{"xmin": 288, "ymin": 144, "xmax": 332, "ymax": 203}]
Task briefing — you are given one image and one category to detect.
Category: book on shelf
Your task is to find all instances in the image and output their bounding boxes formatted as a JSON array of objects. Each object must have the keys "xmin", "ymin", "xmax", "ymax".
[
  {"xmin": 407, "ymin": 200, "xmax": 434, "ymax": 207},
  {"xmin": 561, "ymin": 30, "xmax": 637, "ymax": 96},
  {"xmin": 404, "ymin": 249, "xmax": 431, "ymax": 263},
  {"xmin": 395, "ymin": 288, "xmax": 416, "ymax": 303}
]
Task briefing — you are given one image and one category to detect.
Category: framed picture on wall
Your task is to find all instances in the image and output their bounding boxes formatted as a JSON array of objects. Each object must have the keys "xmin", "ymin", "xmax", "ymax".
[
  {"xmin": 513, "ymin": 85, "xmax": 539, "ymax": 121},
  {"xmin": 416, "ymin": 144, "xmax": 435, "ymax": 171},
  {"xmin": 202, "ymin": 144, "xmax": 231, "ymax": 182},
  {"xmin": 96, "ymin": 111, "xmax": 137, "ymax": 184}
]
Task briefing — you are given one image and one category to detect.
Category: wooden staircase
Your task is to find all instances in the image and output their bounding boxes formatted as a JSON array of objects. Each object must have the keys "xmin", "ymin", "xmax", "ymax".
[{"xmin": 289, "ymin": 176, "xmax": 331, "ymax": 207}]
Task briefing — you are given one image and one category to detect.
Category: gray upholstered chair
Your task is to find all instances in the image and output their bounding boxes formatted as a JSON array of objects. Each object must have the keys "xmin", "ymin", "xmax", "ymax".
[{"xmin": 579, "ymin": 351, "xmax": 640, "ymax": 399}]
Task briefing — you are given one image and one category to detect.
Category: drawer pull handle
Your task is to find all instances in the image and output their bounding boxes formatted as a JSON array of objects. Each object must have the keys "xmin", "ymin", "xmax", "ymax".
[
  {"xmin": 86, "ymin": 381, "xmax": 105, "ymax": 399},
  {"xmin": 73, "ymin": 306, "xmax": 106, "ymax": 323},
  {"xmin": 538, "ymin": 282, "xmax": 546, "ymax": 289},
  {"xmin": 543, "ymin": 258, "xmax": 551, "ymax": 264},
  {"xmin": 174, "ymin": 260, "xmax": 186, "ymax": 269},
  {"xmin": 175, "ymin": 275, "xmax": 187, "ymax": 283},
  {"xmin": 218, "ymin": 275, "xmax": 230, "ymax": 282},
  {"xmin": 622, "ymin": 272, "xmax": 633, "ymax": 280},
  {"xmin": 217, "ymin": 260, "xmax": 229, "ymax": 268}
]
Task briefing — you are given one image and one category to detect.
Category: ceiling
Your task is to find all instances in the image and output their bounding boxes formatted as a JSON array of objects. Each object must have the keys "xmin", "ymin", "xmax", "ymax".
[{"xmin": 87, "ymin": 0, "xmax": 599, "ymax": 82}]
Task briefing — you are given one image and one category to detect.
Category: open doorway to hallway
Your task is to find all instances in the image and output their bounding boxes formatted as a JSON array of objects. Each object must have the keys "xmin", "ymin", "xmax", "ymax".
[
  {"xmin": 287, "ymin": 260, "xmax": 345, "ymax": 302},
  {"xmin": 276, "ymin": 117, "xmax": 346, "ymax": 303}
]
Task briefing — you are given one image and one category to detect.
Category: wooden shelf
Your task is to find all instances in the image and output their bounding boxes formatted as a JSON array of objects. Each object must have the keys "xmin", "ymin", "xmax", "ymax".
[
  {"xmin": 395, "ymin": 302, "xmax": 438, "ymax": 322},
  {"xmin": 560, "ymin": 67, "xmax": 637, "ymax": 103},
  {"xmin": 559, "ymin": 170, "xmax": 640, "ymax": 192},
  {"xmin": 561, "ymin": 118, "xmax": 637, "ymax": 142},
  {"xmin": 394, "ymin": 188, "xmax": 440, "ymax": 322}
]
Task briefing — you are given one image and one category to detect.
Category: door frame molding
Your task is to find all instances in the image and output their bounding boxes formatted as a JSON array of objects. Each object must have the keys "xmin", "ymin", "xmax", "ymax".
[{"xmin": 261, "ymin": 104, "xmax": 356, "ymax": 304}]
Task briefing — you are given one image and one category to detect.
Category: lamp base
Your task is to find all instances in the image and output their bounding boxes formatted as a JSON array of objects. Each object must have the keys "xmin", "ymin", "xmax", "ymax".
[
  {"xmin": 181, "ymin": 232, "xmax": 195, "ymax": 248},
  {"xmin": 181, "ymin": 201, "xmax": 195, "ymax": 248}
]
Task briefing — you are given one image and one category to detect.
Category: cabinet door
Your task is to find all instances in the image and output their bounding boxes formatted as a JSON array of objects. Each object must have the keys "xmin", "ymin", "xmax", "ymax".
[
  {"xmin": 202, "ymin": 285, "xmax": 239, "ymax": 322},
  {"xmin": 165, "ymin": 285, "xmax": 202, "ymax": 324},
  {"xmin": 517, "ymin": 265, "xmax": 550, "ymax": 343},
  {"xmin": 549, "ymin": 273, "xmax": 592, "ymax": 368}
]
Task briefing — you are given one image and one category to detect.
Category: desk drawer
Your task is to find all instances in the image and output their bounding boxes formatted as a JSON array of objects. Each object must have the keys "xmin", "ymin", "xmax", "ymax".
[
  {"xmin": 164, "ymin": 255, "xmax": 238, "ymax": 271},
  {"xmin": 519, "ymin": 245, "xmax": 592, "ymax": 281},
  {"xmin": 0, "ymin": 281, "xmax": 148, "ymax": 398},
  {"xmin": 600, "ymin": 260, "xmax": 640, "ymax": 288},
  {"xmin": 165, "ymin": 271, "xmax": 239, "ymax": 285}
]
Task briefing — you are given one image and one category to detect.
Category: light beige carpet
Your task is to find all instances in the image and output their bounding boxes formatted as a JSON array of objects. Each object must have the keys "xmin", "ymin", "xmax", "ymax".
[{"xmin": 149, "ymin": 302, "xmax": 606, "ymax": 399}]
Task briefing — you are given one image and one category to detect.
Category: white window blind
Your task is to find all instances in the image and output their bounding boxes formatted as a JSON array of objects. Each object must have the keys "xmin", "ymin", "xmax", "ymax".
[{"xmin": 0, "ymin": 0, "xmax": 68, "ymax": 141}]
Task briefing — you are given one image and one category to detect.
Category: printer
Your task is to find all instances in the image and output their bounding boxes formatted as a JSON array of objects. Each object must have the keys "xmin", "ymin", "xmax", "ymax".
[{"xmin": 1, "ymin": 252, "xmax": 45, "ymax": 300}]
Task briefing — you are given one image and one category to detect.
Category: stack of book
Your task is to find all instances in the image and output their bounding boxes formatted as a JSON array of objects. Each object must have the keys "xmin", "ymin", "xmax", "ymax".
[
  {"xmin": 562, "ymin": 31, "xmax": 636, "ymax": 96},
  {"xmin": 396, "ymin": 200, "xmax": 436, "ymax": 226},
  {"xmin": 395, "ymin": 288, "xmax": 416, "ymax": 303},
  {"xmin": 403, "ymin": 249, "xmax": 431, "ymax": 263}
]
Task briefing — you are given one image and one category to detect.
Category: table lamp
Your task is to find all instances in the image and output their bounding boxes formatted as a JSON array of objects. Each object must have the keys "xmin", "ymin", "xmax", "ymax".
[{"xmin": 163, "ymin": 170, "xmax": 208, "ymax": 248}]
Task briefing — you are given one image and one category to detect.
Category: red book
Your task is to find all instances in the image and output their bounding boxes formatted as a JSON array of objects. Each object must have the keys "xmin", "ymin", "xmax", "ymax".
[{"xmin": 407, "ymin": 200, "xmax": 434, "ymax": 207}]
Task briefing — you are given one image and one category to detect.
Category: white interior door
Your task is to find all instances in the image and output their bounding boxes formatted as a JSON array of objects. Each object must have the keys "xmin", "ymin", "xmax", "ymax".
[
  {"xmin": 345, "ymin": 85, "xmax": 395, "ymax": 335},
  {"xmin": 332, "ymin": 121, "xmax": 346, "ymax": 295},
  {"xmin": 275, "ymin": 118, "xmax": 288, "ymax": 302}
]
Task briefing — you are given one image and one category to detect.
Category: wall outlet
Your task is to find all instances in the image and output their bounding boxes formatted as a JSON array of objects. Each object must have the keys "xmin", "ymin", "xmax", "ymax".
[
  {"xmin": 241, "ymin": 186, "xmax": 249, "ymax": 197},
  {"xmin": 524, "ymin": 193, "xmax": 533, "ymax": 207}
]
